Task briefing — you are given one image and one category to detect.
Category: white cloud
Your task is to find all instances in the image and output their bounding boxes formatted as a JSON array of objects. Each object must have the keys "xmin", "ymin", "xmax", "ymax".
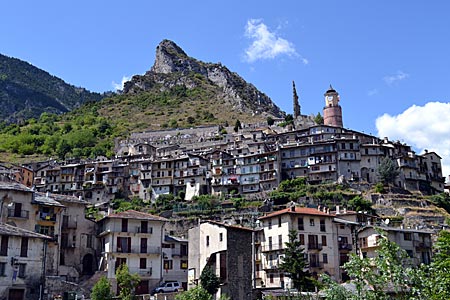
[
  {"xmin": 376, "ymin": 102, "xmax": 450, "ymax": 179},
  {"xmin": 383, "ymin": 71, "xmax": 409, "ymax": 85},
  {"xmin": 112, "ymin": 75, "xmax": 131, "ymax": 91},
  {"xmin": 244, "ymin": 19, "xmax": 301, "ymax": 63}
]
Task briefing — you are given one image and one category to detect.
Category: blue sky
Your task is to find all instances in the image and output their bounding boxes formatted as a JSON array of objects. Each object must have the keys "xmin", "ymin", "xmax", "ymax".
[{"xmin": 2, "ymin": 1, "xmax": 450, "ymax": 176}]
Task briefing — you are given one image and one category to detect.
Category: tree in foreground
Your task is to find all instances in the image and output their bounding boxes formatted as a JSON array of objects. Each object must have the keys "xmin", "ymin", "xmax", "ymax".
[
  {"xmin": 175, "ymin": 286, "xmax": 212, "ymax": 300},
  {"xmin": 200, "ymin": 266, "xmax": 220, "ymax": 295},
  {"xmin": 279, "ymin": 229, "xmax": 315, "ymax": 292},
  {"xmin": 115, "ymin": 264, "xmax": 140, "ymax": 300},
  {"xmin": 322, "ymin": 230, "xmax": 420, "ymax": 300},
  {"xmin": 91, "ymin": 276, "xmax": 112, "ymax": 300}
]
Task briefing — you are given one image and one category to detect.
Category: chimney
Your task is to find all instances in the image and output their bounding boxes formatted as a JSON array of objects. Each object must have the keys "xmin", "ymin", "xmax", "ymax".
[{"xmin": 336, "ymin": 205, "xmax": 340, "ymax": 214}]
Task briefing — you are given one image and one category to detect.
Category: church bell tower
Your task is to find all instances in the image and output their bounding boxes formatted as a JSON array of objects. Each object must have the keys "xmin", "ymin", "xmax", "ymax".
[{"xmin": 323, "ymin": 85, "xmax": 343, "ymax": 127}]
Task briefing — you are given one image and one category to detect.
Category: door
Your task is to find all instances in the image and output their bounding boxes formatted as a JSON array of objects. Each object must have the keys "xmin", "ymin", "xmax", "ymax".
[{"xmin": 8, "ymin": 289, "xmax": 25, "ymax": 300}]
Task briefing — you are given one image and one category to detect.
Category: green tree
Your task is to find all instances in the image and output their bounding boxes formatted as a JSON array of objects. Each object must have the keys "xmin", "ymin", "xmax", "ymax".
[
  {"xmin": 377, "ymin": 157, "xmax": 399, "ymax": 185},
  {"xmin": 347, "ymin": 196, "xmax": 373, "ymax": 213},
  {"xmin": 314, "ymin": 112, "xmax": 324, "ymax": 125},
  {"xmin": 116, "ymin": 263, "xmax": 140, "ymax": 300},
  {"xmin": 175, "ymin": 286, "xmax": 212, "ymax": 300},
  {"xmin": 267, "ymin": 116, "xmax": 275, "ymax": 126},
  {"xmin": 91, "ymin": 276, "xmax": 113, "ymax": 300},
  {"xmin": 279, "ymin": 229, "xmax": 315, "ymax": 292},
  {"xmin": 234, "ymin": 119, "xmax": 242, "ymax": 132},
  {"xmin": 322, "ymin": 230, "xmax": 417, "ymax": 300},
  {"xmin": 200, "ymin": 266, "xmax": 220, "ymax": 295}
]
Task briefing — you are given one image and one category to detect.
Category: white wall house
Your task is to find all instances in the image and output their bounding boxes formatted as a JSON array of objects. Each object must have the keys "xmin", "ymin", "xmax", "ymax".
[{"xmin": 97, "ymin": 210, "xmax": 167, "ymax": 295}]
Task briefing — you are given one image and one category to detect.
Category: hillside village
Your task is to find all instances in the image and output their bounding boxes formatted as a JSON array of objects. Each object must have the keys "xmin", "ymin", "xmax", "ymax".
[{"xmin": 0, "ymin": 83, "xmax": 448, "ymax": 300}]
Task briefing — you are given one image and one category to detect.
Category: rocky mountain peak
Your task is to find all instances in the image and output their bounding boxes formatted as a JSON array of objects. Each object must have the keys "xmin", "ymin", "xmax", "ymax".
[
  {"xmin": 125, "ymin": 40, "xmax": 285, "ymax": 119},
  {"xmin": 151, "ymin": 39, "xmax": 195, "ymax": 74}
]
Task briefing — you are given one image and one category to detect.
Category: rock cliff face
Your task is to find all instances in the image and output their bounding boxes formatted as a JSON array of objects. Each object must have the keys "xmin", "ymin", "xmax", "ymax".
[{"xmin": 123, "ymin": 40, "xmax": 285, "ymax": 118}]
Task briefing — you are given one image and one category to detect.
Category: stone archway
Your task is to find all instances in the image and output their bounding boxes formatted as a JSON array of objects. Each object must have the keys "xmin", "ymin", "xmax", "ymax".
[{"xmin": 82, "ymin": 254, "xmax": 94, "ymax": 275}]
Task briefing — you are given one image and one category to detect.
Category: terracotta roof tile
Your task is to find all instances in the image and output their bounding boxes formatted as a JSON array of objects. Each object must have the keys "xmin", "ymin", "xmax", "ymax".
[
  {"xmin": 104, "ymin": 210, "xmax": 168, "ymax": 221},
  {"xmin": 259, "ymin": 207, "xmax": 334, "ymax": 220}
]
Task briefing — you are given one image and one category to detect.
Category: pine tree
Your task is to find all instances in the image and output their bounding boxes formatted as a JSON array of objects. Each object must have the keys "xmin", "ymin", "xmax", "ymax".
[
  {"xmin": 377, "ymin": 156, "xmax": 399, "ymax": 185},
  {"xmin": 279, "ymin": 229, "xmax": 315, "ymax": 291}
]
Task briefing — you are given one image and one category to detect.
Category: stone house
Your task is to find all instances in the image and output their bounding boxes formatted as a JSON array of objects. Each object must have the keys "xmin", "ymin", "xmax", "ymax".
[
  {"xmin": 0, "ymin": 222, "xmax": 51, "ymax": 300},
  {"xmin": 188, "ymin": 220, "xmax": 253, "ymax": 300},
  {"xmin": 161, "ymin": 235, "xmax": 189, "ymax": 290}
]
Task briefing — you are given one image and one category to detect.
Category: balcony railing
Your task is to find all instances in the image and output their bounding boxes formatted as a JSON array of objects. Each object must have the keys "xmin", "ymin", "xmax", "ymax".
[
  {"xmin": 307, "ymin": 243, "xmax": 323, "ymax": 251},
  {"xmin": 261, "ymin": 243, "xmax": 284, "ymax": 252},
  {"xmin": 62, "ymin": 220, "xmax": 77, "ymax": 229},
  {"xmin": 7, "ymin": 209, "xmax": 29, "ymax": 219},
  {"xmin": 310, "ymin": 261, "xmax": 324, "ymax": 268},
  {"xmin": 338, "ymin": 243, "xmax": 353, "ymax": 251},
  {"xmin": 115, "ymin": 246, "xmax": 161, "ymax": 255},
  {"xmin": 37, "ymin": 213, "xmax": 56, "ymax": 222}
]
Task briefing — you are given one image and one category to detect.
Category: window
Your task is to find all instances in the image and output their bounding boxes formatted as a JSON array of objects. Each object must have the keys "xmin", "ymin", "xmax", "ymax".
[
  {"xmin": 115, "ymin": 258, "xmax": 127, "ymax": 271},
  {"xmin": 406, "ymin": 250, "xmax": 414, "ymax": 258},
  {"xmin": 310, "ymin": 219, "xmax": 315, "ymax": 226},
  {"xmin": 320, "ymin": 219, "xmax": 326, "ymax": 232},
  {"xmin": 321, "ymin": 235, "xmax": 327, "ymax": 247},
  {"xmin": 278, "ymin": 235, "xmax": 283, "ymax": 249},
  {"xmin": 268, "ymin": 237, "xmax": 273, "ymax": 250},
  {"xmin": 60, "ymin": 252, "xmax": 65, "ymax": 266},
  {"xmin": 163, "ymin": 260, "xmax": 173, "ymax": 270},
  {"xmin": 86, "ymin": 234, "xmax": 93, "ymax": 249},
  {"xmin": 269, "ymin": 274, "xmax": 274, "ymax": 283},
  {"xmin": 298, "ymin": 218, "xmax": 304, "ymax": 230},
  {"xmin": 299, "ymin": 234, "xmax": 305, "ymax": 245},
  {"xmin": 404, "ymin": 232, "xmax": 412, "ymax": 241},
  {"xmin": 0, "ymin": 262, "xmax": 5, "ymax": 276},
  {"xmin": 219, "ymin": 233, "xmax": 223, "ymax": 242},
  {"xmin": 140, "ymin": 258, "xmax": 147, "ymax": 269},
  {"xmin": 206, "ymin": 236, "xmax": 210, "ymax": 247},
  {"xmin": 141, "ymin": 221, "xmax": 148, "ymax": 233},
  {"xmin": 0, "ymin": 236, "xmax": 8, "ymax": 256},
  {"xmin": 278, "ymin": 216, "xmax": 282, "ymax": 227},
  {"xmin": 18, "ymin": 263, "xmax": 26, "ymax": 278},
  {"xmin": 268, "ymin": 220, "xmax": 272, "ymax": 230},
  {"xmin": 180, "ymin": 244, "xmax": 188, "ymax": 256},
  {"xmin": 323, "ymin": 253, "xmax": 328, "ymax": 264},
  {"xmin": 180, "ymin": 260, "xmax": 188, "ymax": 269},
  {"xmin": 140, "ymin": 238, "xmax": 147, "ymax": 253},
  {"xmin": 121, "ymin": 219, "xmax": 128, "ymax": 232},
  {"xmin": 20, "ymin": 237, "xmax": 28, "ymax": 257},
  {"xmin": 117, "ymin": 237, "xmax": 131, "ymax": 253}
]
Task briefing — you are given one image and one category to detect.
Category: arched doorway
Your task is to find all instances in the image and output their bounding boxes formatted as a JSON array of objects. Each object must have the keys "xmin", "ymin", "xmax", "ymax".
[{"xmin": 82, "ymin": 254, "xmax": 94, "ymax": 275}]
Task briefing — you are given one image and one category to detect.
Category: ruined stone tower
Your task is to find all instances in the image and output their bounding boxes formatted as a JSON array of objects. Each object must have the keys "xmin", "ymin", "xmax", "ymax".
[{"xmin": 323, "ymin": 85, "xmax": 343, "ymax": 127}]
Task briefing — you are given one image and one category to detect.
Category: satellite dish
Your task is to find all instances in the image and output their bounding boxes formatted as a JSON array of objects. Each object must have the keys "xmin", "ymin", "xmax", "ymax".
[{"xmin": 384, "ymin": 219, "xmax": 390, "ymax": 225}]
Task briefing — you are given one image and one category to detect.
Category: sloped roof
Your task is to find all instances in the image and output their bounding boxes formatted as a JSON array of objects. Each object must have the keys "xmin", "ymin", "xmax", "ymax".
[
  {"xmin": 259, "ymin": 206, "xmax": 333, "ymax": 220},
  {"xmin": 0, "ymin": 222, "xmax": 52, "ymax": 239},
  {"xmin": 0, "ymin": 181, "xmax": 32, "ymax": 192},
  {"xmin": 102, "ymin": 210, "xmax": 168, "ymax": 222},
  {"xmin": 33, "ymin": 193, "xmax": 65, "ymax": 207}
]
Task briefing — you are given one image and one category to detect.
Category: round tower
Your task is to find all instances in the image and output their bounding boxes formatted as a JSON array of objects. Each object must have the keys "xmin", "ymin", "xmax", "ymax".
[{"xmin": 323, "ymin": 85, "xmax": 343, "ymax": 127}]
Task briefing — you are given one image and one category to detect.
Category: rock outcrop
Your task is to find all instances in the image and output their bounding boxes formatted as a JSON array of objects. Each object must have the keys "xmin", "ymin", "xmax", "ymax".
[{"xmin": 123, "ymin": 39, "xmax": 285, "ymax": 119}]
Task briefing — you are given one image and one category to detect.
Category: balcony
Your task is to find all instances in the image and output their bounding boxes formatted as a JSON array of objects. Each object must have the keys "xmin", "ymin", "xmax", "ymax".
[
  {"xmin": 62, "ymin": 220, "xmax": 77, "ymax": 230},
  {"xmin": 7, "ymin": 208, "xmax": 29, "ymax": 219},
  {"xmin": 261, "ymin": 243, "xmax": 284, "ymax": 252},
  {"xmin": 310, "ymin": 261, "xmax": 324, "ymax": 269},
  {"xmin": 37, "ymin": 213, "xmax": 56, "ymax": 222},
  {"xmin": 115, "ymin": 246, "xmax": 161, "ymax": 255},
  {"xmin": 414, "ymin": 241, "xmax": 431, "ymax": 250},
  {"xmin": 338, "ymin": 243, "xmax": 353, "ymax": 251},
  {"xmin": 307, "ymin": 243, "xmax": 323, "ymax": 251}
]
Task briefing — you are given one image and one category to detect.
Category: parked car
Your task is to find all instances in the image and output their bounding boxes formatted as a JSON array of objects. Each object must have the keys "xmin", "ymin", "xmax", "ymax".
[{"xmin": 151, "ymin": 281, "xmax": 182, "ymax": 294}]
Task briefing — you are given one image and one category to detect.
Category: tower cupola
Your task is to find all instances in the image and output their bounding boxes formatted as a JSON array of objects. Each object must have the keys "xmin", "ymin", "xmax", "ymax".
[{"xmin": 323, "ymin": 85, "xmax": 343, "ymax": 127}]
